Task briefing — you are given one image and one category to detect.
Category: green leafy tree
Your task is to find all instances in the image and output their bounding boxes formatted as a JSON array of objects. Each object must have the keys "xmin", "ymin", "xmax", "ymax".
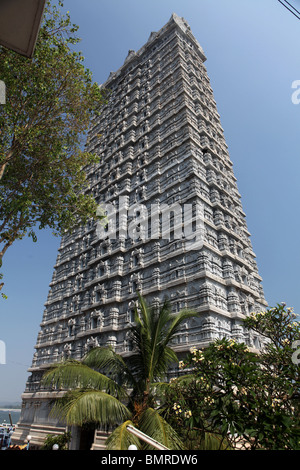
[
  {"xmin": 42, "ymin": 294, "xmax": 197, "ymax": 450},
  {"xmin": 162, "ymin": 304, "xmax": 300, "ymax": 450},
  {"xmin": 0, "ymin": 1, "xmax": 106, "ymax": 294},
  {"xmin": 40, "ymin": 431, "xmax": 72, "ymax": 450}
]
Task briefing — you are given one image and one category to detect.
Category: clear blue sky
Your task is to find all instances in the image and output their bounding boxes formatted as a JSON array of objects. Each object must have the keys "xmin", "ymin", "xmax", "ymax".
[{"xmin": 1, "ymin": 0, "xmax": 299, "ymax": 403}]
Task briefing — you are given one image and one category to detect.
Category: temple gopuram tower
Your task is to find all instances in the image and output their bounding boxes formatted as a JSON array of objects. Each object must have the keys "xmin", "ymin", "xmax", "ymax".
[{"xmin": 14, "ymin": 13, "xmax": 267, "ymax": 449}]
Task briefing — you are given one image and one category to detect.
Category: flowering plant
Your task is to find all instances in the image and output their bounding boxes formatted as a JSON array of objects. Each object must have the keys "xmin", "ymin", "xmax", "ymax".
[{"xmin": 162, "ymin": 304, "xmax": 300, "ymax": 450}]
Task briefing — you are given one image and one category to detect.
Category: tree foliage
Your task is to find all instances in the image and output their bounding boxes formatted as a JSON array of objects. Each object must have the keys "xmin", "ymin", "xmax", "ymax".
[
  {"xmin": 40, "ymin": 431, "xmax": 71, "ymax": 450},
  {"xmin": 127, "ymin": 294, "xmax": 197, "ymax": 405},
  {"xmin": 161, "ymin": 304, "xmax": 300, "ymax": 450},
  {"xmin": 0, "ymin": 1, "xmax": 106, "ymax": 291}
]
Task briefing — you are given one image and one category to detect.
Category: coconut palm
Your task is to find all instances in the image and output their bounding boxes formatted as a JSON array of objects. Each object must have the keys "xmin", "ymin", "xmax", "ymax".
[
  {"xmin": 41, "ymin": 357, "xmax": 131, "ymax": 428},
  {"xmin": 42, "ymin": 294, "xmax": 197, "ymax": 449}
]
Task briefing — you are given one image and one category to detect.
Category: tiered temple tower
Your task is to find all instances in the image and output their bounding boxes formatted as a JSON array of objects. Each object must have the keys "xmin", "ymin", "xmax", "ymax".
[{"xmin": 14, "ymin": 13, "xmax": 267, "ymax": 448}]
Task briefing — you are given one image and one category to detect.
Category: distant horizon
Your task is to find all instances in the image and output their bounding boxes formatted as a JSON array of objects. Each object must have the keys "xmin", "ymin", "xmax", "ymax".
[{"xmin": 0, "ymin": 402, "xmax": 22, "ymax": 408}]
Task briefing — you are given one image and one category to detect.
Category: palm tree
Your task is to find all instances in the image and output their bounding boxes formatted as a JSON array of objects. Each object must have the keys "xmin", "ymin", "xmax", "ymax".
[
  {"xmin": 42, "ymin": 294, "xmax": 197, "ymax": 449},
  {"xmin": 41, "ymin": 356, "xmax": 131, "ymax": 428}
]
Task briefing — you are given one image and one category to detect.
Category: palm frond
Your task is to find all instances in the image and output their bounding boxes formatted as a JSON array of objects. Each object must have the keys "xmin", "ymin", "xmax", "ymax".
[
  {"xmin": 199, "ymin": 432, "xmax": 231, "ymax": 450},
  {"xmin": 139, "ymin": 407, "xmax": 185, "ymax": 450},
  {"xmin": 128, "ymin": 296, "xmax": 198, "ymax": 390},
  {"xmin": 150, "ymin": 379, "xmax": 176, "ymax": 399},
  {"xmin": 105, "ymin": 420, "xmax": 140, "ymax": 450},
  {"xmin": 163, "ymin": 308, "xmax": 198, "ymax": 347},
  {"xmin": 82, "ymin": 346, "xmax": 135, "ymax": 387},
  {"xmin": 83, "ymin": 346, "xmax": 124, "ymax": 372},
  {"xmin": 42, "ymin": 360, "xmax": 127, "ymax": 399},
  {"xmin": 49, "ymin": 389, "xmax": 131, "ymax": 427}
]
